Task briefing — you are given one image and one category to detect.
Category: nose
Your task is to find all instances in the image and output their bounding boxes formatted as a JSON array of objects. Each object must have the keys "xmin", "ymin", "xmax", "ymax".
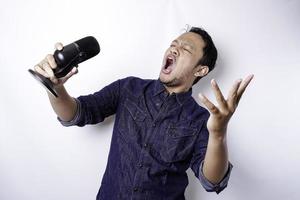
[{"xmin": 170, "ymin": 47, "xmax": 179, "ymax": 56}]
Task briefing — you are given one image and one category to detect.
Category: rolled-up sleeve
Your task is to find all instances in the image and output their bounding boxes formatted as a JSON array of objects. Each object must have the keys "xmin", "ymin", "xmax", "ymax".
[
  {"xmin": 198, "ymin": 160, "xmax": 233, "ymax": 194},
  {"xmin": 57, "ymin": 98, "xmax": 82, "ymax": 127},
  {"xmin": 56, "ymin": 78, "xmax": 122, "ymax": 127},
  {"xmin": 189, "ymin": 114, "xmax": 233, "ymax": 194}
]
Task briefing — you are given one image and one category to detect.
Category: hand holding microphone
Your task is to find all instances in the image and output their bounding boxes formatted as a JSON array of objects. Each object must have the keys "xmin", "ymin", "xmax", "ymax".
[
  {"xmin": 29, "ymin": 36, "xmax": 100, "ymax": 97},
  {"xmin": 34, "ymin": 43, "xmax": 78, "ymax": 87}
]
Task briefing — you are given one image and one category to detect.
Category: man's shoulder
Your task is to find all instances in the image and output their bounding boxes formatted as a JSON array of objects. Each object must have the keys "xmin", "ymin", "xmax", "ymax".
[
  {"xmin": 120, "ymin": 76, "xmax": 154, "ymax": 83},
  {"xmin": 119, "ymin": 76, "xmax": 155, "ymax": 91}
]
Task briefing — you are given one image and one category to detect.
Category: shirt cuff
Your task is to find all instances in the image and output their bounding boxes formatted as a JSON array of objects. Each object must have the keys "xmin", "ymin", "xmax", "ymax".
[
  {"xmin": 57, "ymin": 98, "xmax": 81, "ymax": 127},
  {"xmin": 198, "ymin": 160, "xmax": 233, "ymax": 194}
]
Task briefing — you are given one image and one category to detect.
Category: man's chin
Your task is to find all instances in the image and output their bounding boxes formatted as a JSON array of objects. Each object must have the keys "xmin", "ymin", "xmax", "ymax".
[
  {"xmin": 159, "ymin": 75, "xmax": 180, "ymax": 87},
  {"xmin": 158, "ymin": 74, "xmax": 170, "ymax": 84}
]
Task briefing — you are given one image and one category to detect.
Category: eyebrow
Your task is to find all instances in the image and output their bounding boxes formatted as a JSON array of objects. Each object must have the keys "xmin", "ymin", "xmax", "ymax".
[{"xmin": 172, "ymin": 40, "xmax": 195, "ymax": 50}]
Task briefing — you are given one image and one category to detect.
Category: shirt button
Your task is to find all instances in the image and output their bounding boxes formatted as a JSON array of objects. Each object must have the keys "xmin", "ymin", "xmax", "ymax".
[
  {"xmin": 143, "ymin": 143, "xmax": 148, "ymax": 148},
  {"xmin": 137, "ymin": 163, "xmax": 143, "ymax": 168},
  {"xmin": 133, "ymin": 187, "xmax": 138, "ymax": 192},
  {"xmin": 214, "ymin": 186, "xmax": 220, "ymax": 191},
  {"xmin": 155, "ymin": 102, "xmax": 160, "ymax": 107}
]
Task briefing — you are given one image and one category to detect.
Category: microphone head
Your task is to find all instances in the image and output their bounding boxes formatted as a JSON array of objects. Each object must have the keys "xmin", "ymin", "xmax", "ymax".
[
  {"xmin": 75, "ymin": 36, "xmax": 100, "ymax": 60},
  {"xmin": 53, "ymin": 36, "xmax": 100, "ymax": 78}
]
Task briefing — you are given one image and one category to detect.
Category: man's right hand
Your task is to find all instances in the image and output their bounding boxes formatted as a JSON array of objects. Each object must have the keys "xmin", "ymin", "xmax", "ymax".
[{"xmin": 33, "ymin": 42, "xmax": 78, "ymax": 87}]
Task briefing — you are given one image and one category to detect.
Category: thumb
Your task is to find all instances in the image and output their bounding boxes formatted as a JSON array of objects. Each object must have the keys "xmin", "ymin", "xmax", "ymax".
[
  {"xmin": 54, "ymin": 42, "xmax": 64, "ymax": 51},
  {"xmin": 60, "ymin": 67, "xmax": 78, "ymax": 82}
]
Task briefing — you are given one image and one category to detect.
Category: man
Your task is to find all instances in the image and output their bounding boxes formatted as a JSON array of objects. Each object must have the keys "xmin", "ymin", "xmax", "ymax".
[{"xmin": 34, "ymin": 26, "xmax": 253, "ymax": 199}]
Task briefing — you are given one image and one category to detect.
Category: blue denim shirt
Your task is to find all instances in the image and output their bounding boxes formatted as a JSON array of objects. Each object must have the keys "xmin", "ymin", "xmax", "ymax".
[{"xmin": 58, "ymin": 76, "xmax": 233, "ymax": 199}]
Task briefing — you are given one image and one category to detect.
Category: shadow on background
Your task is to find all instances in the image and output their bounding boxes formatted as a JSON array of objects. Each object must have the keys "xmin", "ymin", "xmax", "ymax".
[{"xmin": 187, "ymin": 55, "xmax": 228, "ymax": 199}]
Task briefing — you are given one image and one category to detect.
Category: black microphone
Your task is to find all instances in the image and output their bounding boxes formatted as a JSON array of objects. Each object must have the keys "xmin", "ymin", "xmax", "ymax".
[{"xmin": 28, "ymin": 36, "xmax": 100, "ymax": 97}]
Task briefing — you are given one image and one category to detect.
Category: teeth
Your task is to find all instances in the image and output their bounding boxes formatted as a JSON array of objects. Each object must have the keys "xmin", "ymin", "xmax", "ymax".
[{"xmin": 167, "ymin": 57, "xmax": 174, "ymax": 64}]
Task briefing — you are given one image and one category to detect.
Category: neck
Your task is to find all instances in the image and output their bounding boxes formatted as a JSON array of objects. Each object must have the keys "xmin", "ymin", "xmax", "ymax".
[{"xmin": 163, "ymin": 84, "xmax": 192, "ymax": 94}]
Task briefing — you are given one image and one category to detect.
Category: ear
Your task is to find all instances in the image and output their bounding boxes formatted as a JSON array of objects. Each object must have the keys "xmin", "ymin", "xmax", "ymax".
[{"xmin": 194, "ymin": 65, "xmax": 209, "ymax": 77}]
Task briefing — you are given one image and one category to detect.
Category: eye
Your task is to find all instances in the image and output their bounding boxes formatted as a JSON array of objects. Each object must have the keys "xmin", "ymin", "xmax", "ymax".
[{"xmin": 183, "ymin": 48, "xmax": 192, "ymax": 54}]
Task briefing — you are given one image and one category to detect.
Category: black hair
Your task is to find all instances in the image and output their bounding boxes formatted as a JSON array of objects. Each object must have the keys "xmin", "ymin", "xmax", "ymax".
[{"xmin": 188, "ymin": 27, "xmax": 218, "ymax": 85}]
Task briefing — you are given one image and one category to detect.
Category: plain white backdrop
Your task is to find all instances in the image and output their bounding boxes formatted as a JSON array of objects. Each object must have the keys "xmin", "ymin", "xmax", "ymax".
[{"xmin": 1, "ymin": 0, "xmax": 299, "ymax": 199}]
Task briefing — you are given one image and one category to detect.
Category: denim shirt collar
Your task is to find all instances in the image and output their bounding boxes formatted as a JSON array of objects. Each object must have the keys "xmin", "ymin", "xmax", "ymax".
[{"xmin": 153, "ymin": 79, "xmax": 192, "ymax": 106}]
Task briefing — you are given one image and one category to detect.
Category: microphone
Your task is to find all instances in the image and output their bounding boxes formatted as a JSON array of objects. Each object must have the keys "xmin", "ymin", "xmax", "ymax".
[{"xmin": 28, "ymin": 36, "xmax": 100, "ymax": 97}]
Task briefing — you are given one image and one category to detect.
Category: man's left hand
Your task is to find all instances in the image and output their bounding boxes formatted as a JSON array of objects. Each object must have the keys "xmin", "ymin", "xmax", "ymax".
[{"xmin": 199, "ymin": 74, "xmax": 254, "ymax": 139}]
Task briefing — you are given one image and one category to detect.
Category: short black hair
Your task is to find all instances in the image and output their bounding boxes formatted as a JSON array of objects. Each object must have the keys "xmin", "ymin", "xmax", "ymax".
[{"xmin": 188, "ymin": 27, "xmax": 218, "ymax": 85}]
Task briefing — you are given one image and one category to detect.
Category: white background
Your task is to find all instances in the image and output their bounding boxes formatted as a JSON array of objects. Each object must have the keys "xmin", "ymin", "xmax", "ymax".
[{"xmin": 1, "ymin": 0, "xmax": 299, "ymax": 199}]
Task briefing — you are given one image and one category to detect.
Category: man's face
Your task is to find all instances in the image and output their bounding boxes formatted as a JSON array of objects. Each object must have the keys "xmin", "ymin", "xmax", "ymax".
[{"xmin": 159, "ymin": 32, "xmax": 206, "ymax": 91}]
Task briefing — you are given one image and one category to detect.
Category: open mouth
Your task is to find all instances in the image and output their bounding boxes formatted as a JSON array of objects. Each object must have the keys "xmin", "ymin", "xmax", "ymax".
[{"xmin": 162, "ymin": 55, "xmax": 175, "ymax": 74}]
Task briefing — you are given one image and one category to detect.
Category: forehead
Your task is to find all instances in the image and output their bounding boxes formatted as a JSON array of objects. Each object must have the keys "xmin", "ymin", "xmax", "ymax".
[{"xmin": 175, "ymin": 32, "xmax": 205, "ymax": 51}]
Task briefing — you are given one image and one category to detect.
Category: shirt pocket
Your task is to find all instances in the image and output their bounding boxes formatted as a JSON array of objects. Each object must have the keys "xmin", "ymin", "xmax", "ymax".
[
  {"xmin": 160, "ymin": 122, "xmax": 198, "ymax": 163},
  {"xmin": 117, "ymin": 98, "xmax": 147, "ymax": 142}
]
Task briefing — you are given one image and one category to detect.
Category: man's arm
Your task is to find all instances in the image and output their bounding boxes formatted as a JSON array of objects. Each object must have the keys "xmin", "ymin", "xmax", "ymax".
[
  {"xmin": 33, "ymin": 42, "xmax": 79, "ymax": 122},
  {"xmin": 203, "ymin": 132, "xmax": 229, "ymax": 184},
  {"xmin": 46, "ymin": 85, "xmax": 77, "ymax": 122},
  {"xmin": 199, "ymin": 74, "xmax": 254, "ymax": 184}
]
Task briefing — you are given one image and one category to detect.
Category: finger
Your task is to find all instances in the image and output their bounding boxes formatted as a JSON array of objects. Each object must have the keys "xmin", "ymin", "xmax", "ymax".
[
  {"xmin": 34, "ymin": 64, "xmax": 49, "ymax": 78},
  {"xmin": 60, "ymin": 67, "xmax": 78, "ymax": 82},
  {"xmin": 237, "ymin": 74, "xmax": 254, "ymax": 103},
  {"xmin": 227, "ymin": 79, "xmax": 242, "ymax": 110},
  {"xmin": 38, "ymin": 58, "xmax": 47, "ymax": 67},
  {"xmin": 55, "ymin": 42, "xmax": 63, "ymax": 51},
  {"xmin": 42, "ymin": 62, "xmax": 58, "ymax": 83},
  {"xmin": 72, "ymin": 65, "xmax": 78, "ymax": 74},
  {"xmin": 211, "ymin": 79, "xmax": 227, "ymax": 111},
  {"xmin": 70, "ymin": 66, "xmax": 78, "ymax": 75},
  {"xmin": 46, "ymin": 54, "xmax": 57, "ymax": 69},
  {"xmin": 199, "ymin": 93, "xmax": 220, "ymax": 115}
]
